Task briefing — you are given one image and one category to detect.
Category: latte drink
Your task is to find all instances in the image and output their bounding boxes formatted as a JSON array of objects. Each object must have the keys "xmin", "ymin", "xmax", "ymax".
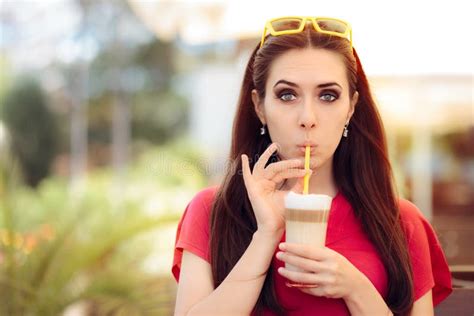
[{"xmin": 284, "ymin": 191, "xmax": 333, "ymax": 273}]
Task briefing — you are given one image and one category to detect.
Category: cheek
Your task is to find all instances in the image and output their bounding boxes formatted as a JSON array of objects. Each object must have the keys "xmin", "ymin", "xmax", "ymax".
[
  {"xmin": 318, "ymin": 112, "xmax": 346, "ymax": 149},
  {"xmin": 319, "ymin": 108, "xmax": 346, "ymax": 130},
  {"xmin": 264, "ymin": 113, "xmax": 296, "ymax": 160},
  {"xmin": 266, "ymin": 119, "xmax": 292, "ymax": 150},
  {"xmin": 265, "ymin": 107, "xmax": 295, "ymax": 131}
]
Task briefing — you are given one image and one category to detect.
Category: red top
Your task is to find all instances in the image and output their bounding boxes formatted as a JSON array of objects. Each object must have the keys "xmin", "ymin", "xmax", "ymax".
[{"xmin": 172, "ymin": 186, "xmax": 452, "ymax": 315}]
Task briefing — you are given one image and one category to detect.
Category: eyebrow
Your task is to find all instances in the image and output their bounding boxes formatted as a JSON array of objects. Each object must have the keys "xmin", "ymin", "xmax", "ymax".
[{"xmin": 273, "ymin": 79, "xmax": 342, "ymax": 89}]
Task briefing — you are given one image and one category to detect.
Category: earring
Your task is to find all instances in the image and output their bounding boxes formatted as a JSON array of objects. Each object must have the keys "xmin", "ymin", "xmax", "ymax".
[
  {"xmin": 343, "ymin": 123, "xmax": 349, "ymax": 137},
  {"xmin": 260, "ymin": 124, "xmax": 266, "ymax": 135}
]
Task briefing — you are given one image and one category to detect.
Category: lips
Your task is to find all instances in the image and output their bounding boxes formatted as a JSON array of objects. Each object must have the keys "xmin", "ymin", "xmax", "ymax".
[
  {"xmin": 297, "ymin": 141, "xmax": 317, "ymax": 147},
  {"xmin": 297, "ymin": 146, "xmax": 315, "ymax": 154}
]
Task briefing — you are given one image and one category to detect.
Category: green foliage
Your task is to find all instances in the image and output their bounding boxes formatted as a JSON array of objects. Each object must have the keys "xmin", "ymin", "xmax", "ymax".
[
  {"xmin": 0, "ymin": 54, "xmax": 12, "ymax": 102},
  {"xmin": 131, "ymin": 90, "xmax": 189, "ymax": 145},
  {"xmin": 0, "ymin": 77, "xmax": 59, "ymax": 187},
  {"xmin": 0, "ymin": 141, "xmax": 208, "ymax": 315},
  {"xmin": 133, "ymin": 39, "xmax": 176, "ymax": 92}
]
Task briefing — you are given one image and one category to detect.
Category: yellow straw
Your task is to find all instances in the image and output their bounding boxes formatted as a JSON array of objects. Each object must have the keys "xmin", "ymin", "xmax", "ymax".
[{"xmin": 303, "ymin": 145, "xmax": 310, "ymax": 194}]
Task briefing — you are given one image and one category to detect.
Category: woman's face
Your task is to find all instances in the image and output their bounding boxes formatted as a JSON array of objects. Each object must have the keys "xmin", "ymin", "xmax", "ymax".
[{"xmin": 252, "ymin": 48, "xmax": 358, "ymax": 170}]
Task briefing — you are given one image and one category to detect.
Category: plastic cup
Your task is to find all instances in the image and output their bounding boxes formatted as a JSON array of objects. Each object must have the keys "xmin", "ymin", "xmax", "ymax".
[{"xmin": 284, "ymin": 191, "xmax": 333, "ymax": 287}]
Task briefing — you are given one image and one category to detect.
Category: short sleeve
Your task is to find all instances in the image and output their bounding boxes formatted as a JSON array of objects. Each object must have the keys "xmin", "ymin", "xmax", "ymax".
[
  {"xmin": 399, "ymin": 199, "xmax": 453, "ymax": 306},
  {"xmin": 171, "ymin": 186, "xmax": 219, "ymax": 282}
]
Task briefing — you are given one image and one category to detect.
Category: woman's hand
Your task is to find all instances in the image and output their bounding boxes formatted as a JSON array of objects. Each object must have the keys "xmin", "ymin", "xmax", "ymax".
[
  {"xmin": 241, "ymin": 143, "xmax": 311, "ymax": 235},
  {"xmin": 275, "ymin": 242, "xmax": 367, "ymax": 299}
]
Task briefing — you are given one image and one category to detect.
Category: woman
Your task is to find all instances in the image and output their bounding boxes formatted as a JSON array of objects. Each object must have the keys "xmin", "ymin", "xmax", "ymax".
[{"xmin": 172, "ymin": 17, "xmax": 452, "ymax": 315}]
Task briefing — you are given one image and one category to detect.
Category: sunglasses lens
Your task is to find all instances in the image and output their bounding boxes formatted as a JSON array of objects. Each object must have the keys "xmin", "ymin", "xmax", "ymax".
[
  {"xmin": 316, "ymin": 19, "xmax": 348, "ymax": 34},
  {"xmin": 271, "ymin": 18, "xmax": 303, "ymax": 32}
]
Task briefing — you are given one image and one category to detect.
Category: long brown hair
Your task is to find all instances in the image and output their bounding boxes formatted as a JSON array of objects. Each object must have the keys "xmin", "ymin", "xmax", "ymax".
[{"xmin": 209, "ymin": 26, "xmax": 414, "ymax": 315}]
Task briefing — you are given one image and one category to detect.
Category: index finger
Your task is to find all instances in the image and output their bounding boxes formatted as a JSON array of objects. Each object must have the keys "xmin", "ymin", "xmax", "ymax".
[
  {"xmin": 254, "ymin": 143, "xmax": 279, "ymax": 175},
  {"xmin": 241, "ymin": 154, "xmax": 251, "ymax": 187}
]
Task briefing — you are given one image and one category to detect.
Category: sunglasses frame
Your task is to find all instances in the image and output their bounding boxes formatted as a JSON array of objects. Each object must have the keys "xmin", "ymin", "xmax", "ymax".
[{"xmin": 260, "ymin": 16, "xmax": 353, "ymax": 50}]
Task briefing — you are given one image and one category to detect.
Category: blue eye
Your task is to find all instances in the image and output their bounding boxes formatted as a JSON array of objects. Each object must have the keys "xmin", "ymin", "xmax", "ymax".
[
  {"xmin": 275, "ymin": 89, "xmax": 339, "ymax": 103},
  {"xmin": 280, "ymin": 92, "xmax": 296, "ymax": 101},
  {"xmin": 275, "ymin": 89, "xmax": 297, "ymax": 102},
  {"xmin": 320, "ymin": 91, "xmax": 339, "ymax": 102}
]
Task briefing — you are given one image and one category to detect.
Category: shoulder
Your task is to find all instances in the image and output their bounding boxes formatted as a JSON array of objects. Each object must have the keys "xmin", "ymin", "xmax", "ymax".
[
  {"xmin": 397, "ymin": 198, "xmax": 430, "ymax": 238},
  {"xmin": 398, "ymin": 198, "xmax": 425, "ymax": 220},
  {"xmin": 195, "ymin": 185, "xmax": 220, "ymax": 203},
  {"xmin": 187, "ymin": 185, "xmax": 220, "ymax": 214},
  {"xmin": 172, "ymin": 185, "xmax": 220, "ymax": 281},
  {"xmin": 181, "ymin": 185, "xmax": 220, "ymax": 227},
  {"xmin": 396, "ymin": 198, "xmax": 453, "ymax": 305}
]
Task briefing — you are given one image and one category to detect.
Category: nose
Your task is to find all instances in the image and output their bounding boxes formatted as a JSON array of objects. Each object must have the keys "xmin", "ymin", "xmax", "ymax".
[{"xmin": 299, "ymin": 99, "xmax": 317, "ymax": 130}]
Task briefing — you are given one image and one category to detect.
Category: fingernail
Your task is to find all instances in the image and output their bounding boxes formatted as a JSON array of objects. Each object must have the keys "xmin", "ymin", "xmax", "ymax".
[{"xmin": 279, "ymin": 243, "xmax": 286, "ymax": 250}]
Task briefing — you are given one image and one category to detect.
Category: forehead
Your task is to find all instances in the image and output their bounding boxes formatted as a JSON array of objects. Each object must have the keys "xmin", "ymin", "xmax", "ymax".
[{"xmin": 267, "ymin": 48, "xmax": 347, "ymax": 88}]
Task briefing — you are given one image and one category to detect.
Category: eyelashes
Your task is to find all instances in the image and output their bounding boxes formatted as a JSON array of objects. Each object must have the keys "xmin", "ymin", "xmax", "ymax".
[
  {"xmin": 277, "ymin": 89, "xmax": 297, "ymax": 101},
  {"xmin": 274, "ymin": 89, "xmax": 340, "ymax": 103}
]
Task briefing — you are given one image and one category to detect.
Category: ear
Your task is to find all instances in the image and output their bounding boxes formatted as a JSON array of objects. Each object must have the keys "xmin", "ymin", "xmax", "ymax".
[
  {"xmin": 347, "ymin": 91, "xmax": 359, "ymax": 123},
  {"xmin": 251, "ymin": 89, "xmax": 266, "ymax": 125}
]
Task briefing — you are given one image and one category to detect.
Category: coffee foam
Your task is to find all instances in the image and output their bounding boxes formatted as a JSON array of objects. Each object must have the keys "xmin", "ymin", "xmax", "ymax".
[{"xmin": 284, "ymin": 191, "xmax": 333, "ymax": 210}]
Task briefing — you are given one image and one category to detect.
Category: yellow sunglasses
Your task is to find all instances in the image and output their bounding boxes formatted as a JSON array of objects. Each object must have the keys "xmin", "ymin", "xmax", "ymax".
[{"xmin": 260, "ymin": 16, "xmax": 353, "ymax": 50}]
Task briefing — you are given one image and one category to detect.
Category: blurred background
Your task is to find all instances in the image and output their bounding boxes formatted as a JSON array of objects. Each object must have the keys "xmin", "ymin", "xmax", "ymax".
[{"xmin": 0, "ymin": 0, "xmax": 472, "ymax": 315}]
